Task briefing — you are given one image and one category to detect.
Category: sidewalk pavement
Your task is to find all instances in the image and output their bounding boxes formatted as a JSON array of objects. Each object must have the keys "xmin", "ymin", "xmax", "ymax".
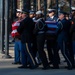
[{"xmin": 0, "ymin": 50, "xmax": 75, "ymax": 75}]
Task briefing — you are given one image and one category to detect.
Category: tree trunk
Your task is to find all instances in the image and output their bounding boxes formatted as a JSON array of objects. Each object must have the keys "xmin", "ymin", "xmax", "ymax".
[
  {"xmin": 47, "ymin": 0, "xmax": 51, "ymax": 9},
  {"xmin": 38, "ymin": 0, "xmax": 41, "ymax": 10}
]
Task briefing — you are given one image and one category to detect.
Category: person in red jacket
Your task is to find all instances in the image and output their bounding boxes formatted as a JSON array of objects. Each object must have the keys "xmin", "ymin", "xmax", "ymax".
[{"xmin": 11, "ymin": 9, "xmax": 22, "ymax": 64}]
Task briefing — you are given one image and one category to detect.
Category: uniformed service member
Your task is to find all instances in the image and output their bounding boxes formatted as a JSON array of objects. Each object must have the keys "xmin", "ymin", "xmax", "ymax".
[
  {"xmin": 35, "ymin": 10, "xmax": 50, "ymax": 70},
  {"xmin": 12, "ymin": 9, "xmax": 22, "ymax": 65},
  {"xmin": 46, "ymin": 9, "xmax": 60, "ymax": 68},
  {"xmin": 56, "ymin": 12, "xmax": 73, "ymax": 70},
  {"xmin": 17, "ymin": 9, "xmax": 37, "ymax": 69},
  {"xmin": 29, "ymin": 10, "xmax": 37, "ymax": 58}
]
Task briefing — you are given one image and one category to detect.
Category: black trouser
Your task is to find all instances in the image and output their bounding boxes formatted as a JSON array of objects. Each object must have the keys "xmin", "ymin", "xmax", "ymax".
[
  {"xmin": 32, "ymin": 34, "xmax": 38, "ymax": 58},
  {"xmin": 57, "ymin": 40, "xmax": 72, "ymax": 67},
  {"xmin": 67, "ymin": 39, "xmax": 74, "ymax": 67},
  {"xmin": 47, "ymin": 39, "xmax": 60, "ymax": 67},
  {"xmin": 37, "ymin": 33, "xmax": 49, "ymax": 68}
]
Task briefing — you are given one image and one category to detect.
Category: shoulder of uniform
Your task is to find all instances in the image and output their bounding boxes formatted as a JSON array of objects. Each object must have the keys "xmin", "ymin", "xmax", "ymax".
[
  {"xmin": 46, "ymin": 17, "xmax": 50, "ymax": 20},
  {"xmin": 54, "ymin": 16, "xmax": 58, "ymax": 19}
]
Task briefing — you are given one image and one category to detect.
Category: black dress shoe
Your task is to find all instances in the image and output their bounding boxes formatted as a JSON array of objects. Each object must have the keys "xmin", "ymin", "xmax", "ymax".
[
  {"xmin": 67, "ymin": 67, "xmax": 73, "ymax": 70},
  {"xmin": 12, "ymin": 62, "xmax": 21, "ymax": 65},
  {"xmin": 65, "ymin": 66, "xmax": 73, "ymax": 70},
  {"xmin": 18, "ymin": 65, "xmax": 28, "ymax": 69},
  {"xmin": 42, "ymin": 65, "xmax": 51, "ymax": 70},
  {"xmin": 52, "ymin": 66, "xmax": 59, "ymax": 69},
  {"xmin": 30, "ymin": 65, "xmax": 38, "ymax": 69},
  {"xmin": 73, "ymin": 65, "xmax": 75, "ymax": 68},
  {"xmin": 52, "ymin": 65, "xmax": 59, "ymax": 69}
]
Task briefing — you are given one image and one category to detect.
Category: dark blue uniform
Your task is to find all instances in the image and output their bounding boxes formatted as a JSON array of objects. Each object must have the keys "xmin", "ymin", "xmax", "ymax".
[
  {"xmin": 46, "ymin": 16, "xmax": 60, "ymax": 68},
  {"xmin": 56, "ymin": 18, "xmax": 73, "ymax": 69},
  {"xmin": 70, "ymin": 18, "xmax": 75, "ymax": 67},
  {"xmin": 70, "ymin": 18, "xmax": 75, "ymax": 54},
  {"xmin": 17, "ymin": 17, "xmax": 37, "ymax": 68}
]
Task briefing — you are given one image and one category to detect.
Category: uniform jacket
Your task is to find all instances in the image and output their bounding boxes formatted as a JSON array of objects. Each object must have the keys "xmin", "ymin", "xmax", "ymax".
[
  {"xmin": 46, "ymin": 16, "xmax": 58, "ymax": 40},
  {"xmin": 56, "ymin": 18, "xmax": 70, "ymax": 42},
  {"xmin": 17, "ymin": 17, "xmax": 34, "ymax": 43},
  {"xmin": 34, "ymin": 18, "xmax": 47, "ymax": 34},
  {"xmin": 70, "ymin": 18, "xmax": 75, "ymax": 40}
]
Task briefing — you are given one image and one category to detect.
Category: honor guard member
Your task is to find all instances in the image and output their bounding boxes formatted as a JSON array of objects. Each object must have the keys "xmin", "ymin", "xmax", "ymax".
[
  {"xmin": 34, "ymin": 10, "xmax": 50, "ymax": 69},
  {"xmin": 29, "ymin": 10, "xmax": 38, "ymax": 60},
  {"xmin": 71, "ymin": 12, "xmax": 75, "ymax": 55},
  {"xmin": 17, "ymin": 9, "xmax": 37, "ymax": 69},
  {"xmin": 11, "ymin": 9, "xmax": 22, "ymax": 64},
  {"xmin": 70, "ymin": 12, "xmax": 75, "ymax": 67},
  {"xmin": 11, "ymin": 9, "xmax": 23, "ymax": 43},
  {"xmin": 65, "ymin": 12, "xmax": 75, "ymax": 68},
  {"xmin": 56, "ymin": 12, "xmax": 73, "ymax": 70},
  {"xmin": 46, "ymin": 9, "xmax": 60, "ymax": 68}
]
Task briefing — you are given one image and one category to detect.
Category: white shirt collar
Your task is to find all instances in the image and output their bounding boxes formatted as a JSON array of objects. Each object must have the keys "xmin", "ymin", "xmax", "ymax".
[{"xmin": 50, "ymin": 16, "xmax": 54, "ymax": 19}]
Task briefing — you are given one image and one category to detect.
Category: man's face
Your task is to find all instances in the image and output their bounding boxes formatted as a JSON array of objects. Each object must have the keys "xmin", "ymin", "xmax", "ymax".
[
  {"xmin": 29, "ymin": 14, "xmax": 34, "ymax": 18},
  {"xmin": 21, "ymin": 13, "xmax": 27, "ymax": 18},
  {"xmin": 35, "ymin": 14, "xmax": 42, "ymax": 19},
  {"xmin": 18, "ymin": 13, "xmax": 22, "ymax": 18},
  {"xmin": 16, "ymin": 12, "xmax": 22, "ymax": 18},
  {"xmin": 48, "ymin": 12, "xmax": 54, "ymax": 17},
  {"xmin": 58, "ymin": 14, "xmax": 64, "ymax": 20}
]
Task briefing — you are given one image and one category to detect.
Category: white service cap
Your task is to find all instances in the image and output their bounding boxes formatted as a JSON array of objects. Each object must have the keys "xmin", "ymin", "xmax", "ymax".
[
  {"xmin": 16, "ymin": 9, "xmax": 22, "ymax": 12},
  {"xmin": 36, "ymin": 10, "xmax": 42, "ymax": 15},
  {"xmin": 48, "ymin": 9, "xmax": 55, "ymax": 13},
  {"xmin": 71, "ymin": 7, "xmax": 75, "ymax": 11}
]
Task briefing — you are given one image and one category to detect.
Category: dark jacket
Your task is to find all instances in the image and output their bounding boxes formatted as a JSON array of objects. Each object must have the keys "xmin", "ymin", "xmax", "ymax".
[
  {"xmin": 46, "ymin": 16, "xmax": 58, "ymax": 40},
  {"xmin": 56, "ymin": 18, "xmax": 70, "ymax": 42},
  {"xmin": 70, "ymin": 18, "xmax": 75, "ymax": 40},
  {"xmin": 33, "ymin": 18, "xmax": 47, "ymax": 34},
  {"xmin": 17, "ymin": 17, "xmax": 34, "ymax": 43}
]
